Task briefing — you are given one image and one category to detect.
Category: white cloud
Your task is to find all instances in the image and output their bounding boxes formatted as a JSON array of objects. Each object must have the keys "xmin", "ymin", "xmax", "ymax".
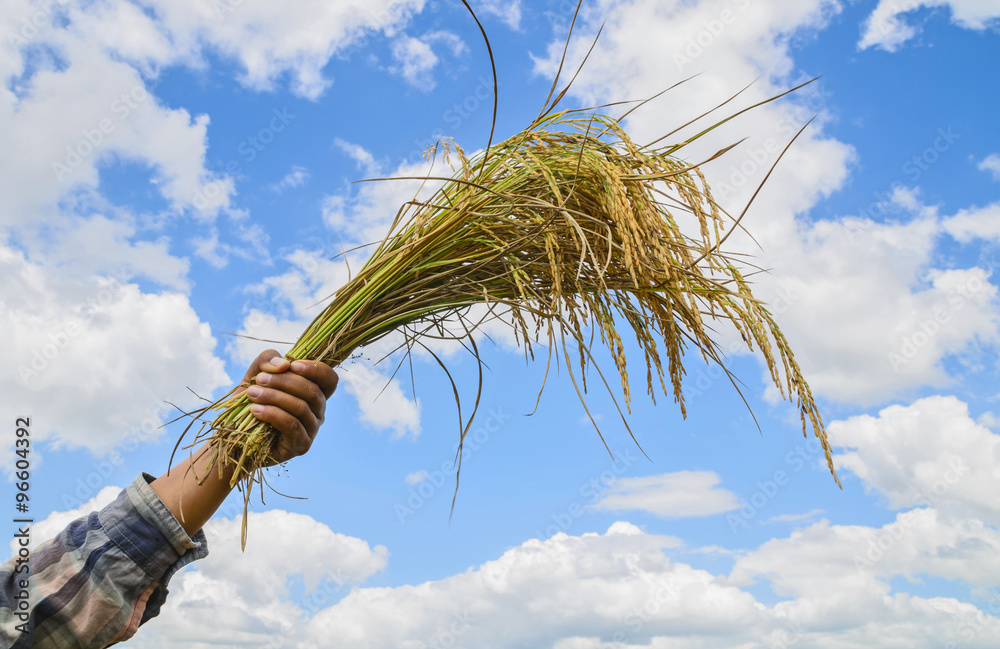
[
  {"xmin": 271, "ymin": 165, "xmax": 311, "ymax": 192},
  {"xmin": 830, "ymin": 395, "xmax": 1000, "ymax": 525},
  {"xmin": 944, "ymin": 201, "xmax": 1000, "ymax": 242},
  {"xmin": 190, "ymin": 221, "xmax": 271, "ymax": 269},
  {"xmin": 334, "ymin": 139, "xmax": 380, "ymax": 175},
  {"xmin": 109, "ymin": 0, "xmax": 429, "ymax": 99},
  {"xmin": 734, "ymin": 511, "xmax": 1000, "ymax": 610},
  {"xmin": 341, "ymin": 354, "xmax": 423, "ymax": 438},
  {"xmin": 980, "ymin": 153, "xmax": 1000, "ymax": 181},
  {"xmin": 389, "ymin": 30, "xmax": 466, "ymax": 91},
  {"xmin": 390, "ymin": 35, "xmax": 440, "ymax": 91},
  {"xmin": 591, "ymin": 471, "xmax": 741, "ymax": 518},
  {"xmin": 760, "ymin": 203, "xmax": 999, "ymax": 405},
  {"xmin": 302, "ymin": 523, "xmax": 769, "ymax": 649},
  {"xmin": 479, "ymin": 0, "xmax": 523, "ymax": 29},
  {"xmin": 0, "ymin": 36, "xmax": 234, "ymax": 228},
  {"xmin": 29, "ymin": 213, "xmax": 191, "ymax": 291},
  {"xmin": 2, "ymin": 243, "xmax": 230, "ymax": 453},
  {"xmin": 131, "ymin": 518, "xmax": 1000, "ymax": 649},
  {"xmin": 198, "ymin": 510, "xmax": 389, "ymax": 601},
  {"xmin": 753, "ymin": 187, "xmax": 1000, "ymax": 405},
  {"xmin": 405, "ymin": 470, "xmax": 429, "ymax": 485},
  {"xmin": 860, "ymin": 0, "xmax": 1000, "ymax": 52}
]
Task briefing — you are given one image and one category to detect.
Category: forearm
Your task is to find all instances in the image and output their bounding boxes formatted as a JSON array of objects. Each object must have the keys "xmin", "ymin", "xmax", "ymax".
[
  {"xmin": 150, "ymin": 443, "xmax": 236, "ymax": 538},
  {"xmin": 150, "ymin": 352, "xmax": 337, "ymax": 538}
]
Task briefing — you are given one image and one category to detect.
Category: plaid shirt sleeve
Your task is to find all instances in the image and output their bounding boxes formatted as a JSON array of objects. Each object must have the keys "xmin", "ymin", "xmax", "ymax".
[{"xmin": 0, "ymin": 473, "xmax": 209, "ymax": 649}]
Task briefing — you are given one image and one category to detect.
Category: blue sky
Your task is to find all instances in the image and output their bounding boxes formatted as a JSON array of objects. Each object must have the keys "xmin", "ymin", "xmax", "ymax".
[{"xmin": 4, "ymin": 0, "xmax": 1000, "ymax": 646}]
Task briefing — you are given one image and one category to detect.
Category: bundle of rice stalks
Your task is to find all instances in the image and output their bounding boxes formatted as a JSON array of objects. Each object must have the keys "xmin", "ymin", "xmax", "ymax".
[{"xmin": 181, "ymin": 5, "xmax": 838, "ymax": 546}]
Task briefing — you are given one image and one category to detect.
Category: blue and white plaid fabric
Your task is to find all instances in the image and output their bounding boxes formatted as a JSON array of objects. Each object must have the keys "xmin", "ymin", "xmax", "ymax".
[{"xmin": 1, "ymin": 474, "xmax": 208, "ymax": 648}]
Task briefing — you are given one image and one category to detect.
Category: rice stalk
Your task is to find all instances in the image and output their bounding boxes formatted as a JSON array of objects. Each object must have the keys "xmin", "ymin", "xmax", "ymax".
[
  {"xmin": 177, "ymin": 5, "xmax": 839, "ymax": 548},
  {"xmin": 178, "ymin": 106, "xmax": 838, "ymax": 543}
]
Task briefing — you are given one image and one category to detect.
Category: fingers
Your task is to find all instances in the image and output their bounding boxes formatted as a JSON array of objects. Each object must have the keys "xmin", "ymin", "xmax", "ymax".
[
  {"xmin": 247, "ymin": 400, "xmax": 313, "ymax": 459},
  {"xmin": 253, "ymin": 367, "xmax": 330, "ymax": 421},
  {"xmin": 289, "ymin": 359, "xmax": 339, "ymax": 398},
  {"xmin": 239, "ymin": 352, "xmax": 339, "ymax": 464},
  {"xmin": 242, "ymin": 349, "xmax": 290, "ymax": 385}
]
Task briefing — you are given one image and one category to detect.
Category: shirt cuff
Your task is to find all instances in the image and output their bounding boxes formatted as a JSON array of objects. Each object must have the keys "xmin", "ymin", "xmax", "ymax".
[{"xmin": 98, "ymin": 473, "xmax": 210, "ymax": 589}]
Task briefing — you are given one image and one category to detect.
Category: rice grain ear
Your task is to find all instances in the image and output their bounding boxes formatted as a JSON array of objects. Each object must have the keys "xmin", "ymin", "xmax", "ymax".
[
  {"xmin": 179, "ymin": 0, "xmax": 836, "ymax": 546},
  {"xmin": 180, "ymin": 101, "xmax": 836, "ymax": 548}
]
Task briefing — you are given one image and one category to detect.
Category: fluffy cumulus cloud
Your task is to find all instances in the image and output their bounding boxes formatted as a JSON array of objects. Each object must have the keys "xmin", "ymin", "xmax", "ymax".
[
  {"xmin": 727, "ymin": 510, "xmax": 1000, "ymax": 648},
  {"xmin": 0, "ymin": 33, "xmax": 232, "ymax": 226},
  {"xmin": 761, "ymin": 191, "xmax": 1000, "ymax": 404},
  {"xmin": 830, "ymin": 395, "xmax": 1000, "ymax": 525},
  {"xmin": 389, "ymin": 30, "xmax": 466, "ymax": 91},
  {"xmin": 591, "ymin": 470, "xmax": 741, "ymax": 518},
  {"xmin": 981, "ymin": 153, "xmax": 1000, "ymax": 181},
  {"xmin": 2, "ymin": 243, "xmax": 229, "ymax": 453},
  {"xmin": 301, "ymin": 523, "xmax": 759, "ymax": 648},
  {"xmin": 87, "ymin": 0, "xmax": 429, "ymax": 99},
  {"xmin": 390, "ymin": 35, "xmax": 441, "ymax": 90},
  {"xmin": 137, "ymin": 517, "xmax": 1000, "ymax": 648},
  {"xmin": 478, "ymin": 0, "xmax": 523, "ymax": 29},
  {"xmin": 859, "ymin": 0, "xmax": 1000, "ymax": 52},
  {"xmin": 1, "ymin": 0, "xmax": 429, "ymax": 228},
  {"xmin": 944, "ymin": 200, "xmax": 1000, "ymax": 242}
]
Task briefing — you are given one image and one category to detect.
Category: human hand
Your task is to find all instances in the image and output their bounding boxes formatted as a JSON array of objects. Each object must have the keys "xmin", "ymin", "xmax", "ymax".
[{"xmin": 237, "ymin": 349, "xmax": 339, "ymax": 465}]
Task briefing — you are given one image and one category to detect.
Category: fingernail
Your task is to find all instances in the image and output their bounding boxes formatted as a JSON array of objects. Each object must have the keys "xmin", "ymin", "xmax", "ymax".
[
  {"xmin": 291, "ymin": 361, "xmax": 307, "ymax": 373},
  {"xmin": 247, "ymin": 386, "xmax": 263, "ymax": 398},
  {"xmin": 251, "ymin": 404, "xmax": 265, "ymax": 415},
  {"xmin": 269, "ymin": 356, "xmax": 287, "ymax": 367},
  {"xmin": 257, "ymin": 372, "xmax": 272, "ymax": 385}
]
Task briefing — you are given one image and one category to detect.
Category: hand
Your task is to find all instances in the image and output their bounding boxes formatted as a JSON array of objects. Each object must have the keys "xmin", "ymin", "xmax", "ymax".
[{"xmin": 238, "ymin": 349, "xmax": 339, "ymax": 465}]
